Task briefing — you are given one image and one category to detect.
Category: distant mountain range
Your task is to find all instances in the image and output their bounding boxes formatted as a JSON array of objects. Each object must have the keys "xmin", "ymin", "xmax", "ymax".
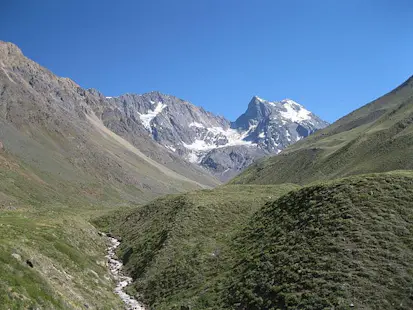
[
  {"xmin": 0, "ymin": 40, "xmax": 327, "ymax": 205},
  {"xmin": 106, "ymin": 92, "xmax": 328, "ymax": 180}
]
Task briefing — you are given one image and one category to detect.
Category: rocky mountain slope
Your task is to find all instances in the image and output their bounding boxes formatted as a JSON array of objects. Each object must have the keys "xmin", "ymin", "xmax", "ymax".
[
  {"xmin": 0, "ymin": 41, "xmax": 327, "ymax": 185},
  {"xmin": 107, "ymin": 93, "xmax": 328, "ymax": 181},
  {"xmin": 0, "ymin": 41, "xmax": 219, "ymax": 207},
  {"xmin": 231, "ymin": 74, "xmax": 413, "ymax": 185}
]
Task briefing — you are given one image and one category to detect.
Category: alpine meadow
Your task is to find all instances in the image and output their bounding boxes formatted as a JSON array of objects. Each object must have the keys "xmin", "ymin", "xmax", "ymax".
[{"xmin": 1, "ymin": 1, "xmax": 413, "ymax": 310}]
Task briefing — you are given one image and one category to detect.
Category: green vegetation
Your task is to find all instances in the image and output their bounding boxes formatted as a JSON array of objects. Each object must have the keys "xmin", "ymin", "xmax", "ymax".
[
  {"xmin": 224, "ymin": 172, "xmax": 413, "ymax": 309},
  {"xmin": 94, "ymin": 184, "xmax": 299, "ymax": 309},
  {"xmin": 97, "ymin": 172, "xmax": 413, "ymax": 310},
  {"xmin": 231, "ymin": 76, "xmax": 413, "ymax": 185},
  {"xmin": 0, "ymin": 205, "xmax": 124, "ymax": 309},
  {"xmin": 0, "ymin": 150, "xmax": 132, "ymax": 309}
]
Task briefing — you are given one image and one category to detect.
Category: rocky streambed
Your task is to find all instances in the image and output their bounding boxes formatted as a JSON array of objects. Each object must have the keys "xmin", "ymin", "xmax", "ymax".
[{"xmin": 105, "ymin": 235, "xmax": 145, "ymax": 310}]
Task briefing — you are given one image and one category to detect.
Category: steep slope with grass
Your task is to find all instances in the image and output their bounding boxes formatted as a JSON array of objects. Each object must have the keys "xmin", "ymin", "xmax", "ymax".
[
  {"xmin": 224, "ymin": 172, "xmax": 413, "ymax": 309},
  {"xmin": 0, "ymin": 205, "xmax": 125, "ymax": 309},
  {"xmin": 231, "ymin": 75, "xmax": 413, "ymax": 185},
  {"xmin": 94, "ymin": 184, "xmax": 299, "ymax": 309}
]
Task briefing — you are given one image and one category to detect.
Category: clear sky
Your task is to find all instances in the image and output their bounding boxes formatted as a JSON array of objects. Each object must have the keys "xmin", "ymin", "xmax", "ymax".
[{"xmin": 2, "ymin": 0, "xmax": 412, "ymax": 122}]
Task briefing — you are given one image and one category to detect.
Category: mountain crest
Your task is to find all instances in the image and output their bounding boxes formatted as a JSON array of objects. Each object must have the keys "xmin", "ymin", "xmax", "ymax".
[
  {"xmin": 0, "ymin": 41, "xmax": 328, "ymax": 182},
  {"xmin": 0, "ymin": 41, "xmax": 23, "ymax": 57},
  {"xmin": 107, "ymin": 92, "xmax": 328, "ymax": 180}
]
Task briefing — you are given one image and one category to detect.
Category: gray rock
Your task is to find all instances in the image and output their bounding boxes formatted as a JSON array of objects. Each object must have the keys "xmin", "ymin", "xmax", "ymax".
[
  {"xmin": 0, "ymin": 40, "xmax": 219, "ymax": 206},
  {"xmin": 108, "ymin": 93, "xmax": 328, "ymax": 181},
  {"xmin": 11, "ymin": 253, "xmax": 21, "ymax": 261}
]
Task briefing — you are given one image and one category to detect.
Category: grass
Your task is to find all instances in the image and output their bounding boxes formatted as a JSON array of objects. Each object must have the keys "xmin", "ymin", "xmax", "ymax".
[
  {"xmin": 97, "ymin": 171, "xmax": 413, "ymax": 309},
  {"xmin": 0, "ymin": 205, "xmax": 125, "ymax": 309},
  {"xmin": 224, "ymin": 172, "xmax": 413, "ymax": 309},
  {"xmin": 93, "ymin": 183, "xmax": 299, "ymax": 309}
]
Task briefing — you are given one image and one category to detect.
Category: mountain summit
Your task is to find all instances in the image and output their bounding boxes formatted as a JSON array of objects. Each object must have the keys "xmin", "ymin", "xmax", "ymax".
[
  {"xmin": 232, "ymin": 74, "xmax": 413, "ymax": 185},
  {"xmin": 232, "ymin": 96, "xmax": 328, "ymax": 151},
  {"xmin": 107, "ymin": 93, "xmax": 328, "ymax": 180}
]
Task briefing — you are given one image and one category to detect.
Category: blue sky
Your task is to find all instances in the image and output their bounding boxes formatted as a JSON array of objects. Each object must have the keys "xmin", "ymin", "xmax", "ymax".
[{"xmin": 2, "ymin": 0, "xmax": 412, "ymax": 122}]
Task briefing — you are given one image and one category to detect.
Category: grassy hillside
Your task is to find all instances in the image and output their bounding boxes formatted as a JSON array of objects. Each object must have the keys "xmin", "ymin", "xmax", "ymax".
[
  {"xmin": 94, "ymin": 184, "xmax": 299, "ymax": 309},
  {"xmin": 231, "ymin": 75, "xmax": 413, "ymax": 185},
  {"xmin": 0, "ymin": 205, "xmax": 125, "ymax": 309},
  {"xmin": 224, "ymin": 172, "xmax": 413, "ymax": 309}
]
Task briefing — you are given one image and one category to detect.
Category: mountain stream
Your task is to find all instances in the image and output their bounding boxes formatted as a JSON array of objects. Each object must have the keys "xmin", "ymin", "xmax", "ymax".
[{"xmin": 105, "ymin": 235, "xmax": 146, "ymax": 310}]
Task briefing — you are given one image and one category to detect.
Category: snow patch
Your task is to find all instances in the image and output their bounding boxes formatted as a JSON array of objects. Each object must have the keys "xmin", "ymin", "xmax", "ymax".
[
  {"xmin": 267, "ymin": 101, "xmax": 277, "ymax": 107},
  {"xmin": 189, "ymin": 122, "xmax": 205, "ymax": 128},
  {"xmin": 186, "ymin": 152, "xmax": 200, "ymax": 163},
  {"xmin": 183, "ymin": 124, "xmax": 258, "ymax": 163},
  {"xmin": 183, "ymin": 139, "xmax": 213, "ymax": 152},
  {"xmin": 255, "ymin": 96, "xmax": 277, "ymax": 107},
  {"xmin": 285, "ymin": 130, "xmax": 291, "ymax": 142},
  {"xmin": 183, "ymin": 126, "xmax": 254, "ymax": 152},
  {"xmin": 139, "ymin": 102, "xmax": 167, "ymax": 130},
  {"xmin": 258, "ymin": 132, "xmax": 265, "ymax": 138},
  {"xmin": 280, "ymin": 99, "xmax": 312, "ymax": 123}
]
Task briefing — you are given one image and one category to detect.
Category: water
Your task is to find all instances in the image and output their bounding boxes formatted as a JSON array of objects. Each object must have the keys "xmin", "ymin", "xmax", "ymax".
[{"xmin": 105, "ymin": 235, "xmax": 146, "ymax": 310}]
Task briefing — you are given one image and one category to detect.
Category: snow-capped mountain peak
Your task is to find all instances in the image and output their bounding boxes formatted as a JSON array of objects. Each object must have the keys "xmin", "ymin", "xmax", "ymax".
[{"xmin": 109, "ymin": 92, "xmax": 328, "ymax": 181}]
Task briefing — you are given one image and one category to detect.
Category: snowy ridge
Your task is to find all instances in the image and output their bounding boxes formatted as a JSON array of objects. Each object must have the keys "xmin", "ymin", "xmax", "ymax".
[
  {"xmin": 279, "ymin": 99, "xmax": 312, "ymax": 123},
  {"xmin": 255, "ymin": 97, "xmax": 313, "ymax": 124},
  {"xmin": 179, "ymin": 96, "xmax": 324, "ymax": 163},
  {"xmin": 111, "ymin": 91, "xmax": 328, "ymax": 181},
  {"xmin": 183, "ymin": 124, "xmax": 257, "ymax": 163}
]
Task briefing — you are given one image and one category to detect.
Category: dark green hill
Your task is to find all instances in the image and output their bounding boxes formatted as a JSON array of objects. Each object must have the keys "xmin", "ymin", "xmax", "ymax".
[
  {"xmin": 231, "ymin": 76, "xmax": 413, "ymax": 185},
  {"xmin": 224, "ymin": 172, "xmax": 413, "ymax": 309},
  {"xmin": 93, "ymin": 184, "xmax": 299, "ymax": 309},
  {"xmin": 98, "ymin": 172, "xmax": 413, "ymax": 309}
]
